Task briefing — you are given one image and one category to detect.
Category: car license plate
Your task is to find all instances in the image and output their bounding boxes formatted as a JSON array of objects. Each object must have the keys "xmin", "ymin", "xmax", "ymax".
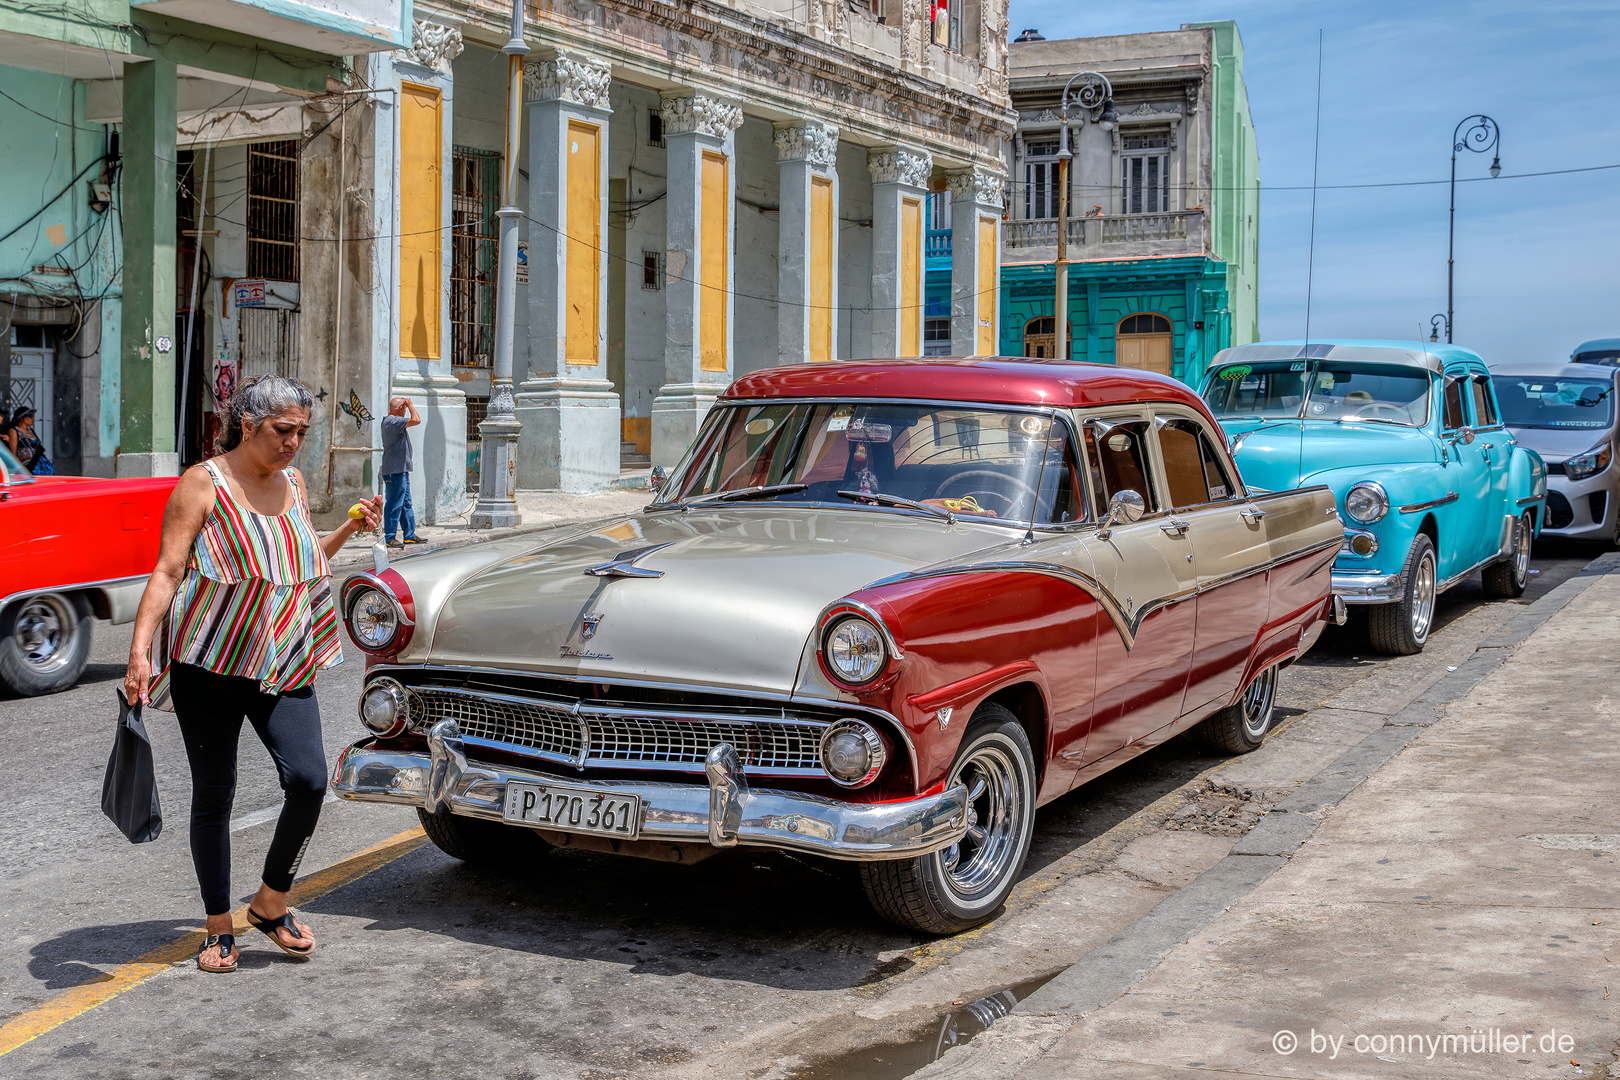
[{"xmin": 503, "ymin": 782, "xmax": 641, "ymax": 840}]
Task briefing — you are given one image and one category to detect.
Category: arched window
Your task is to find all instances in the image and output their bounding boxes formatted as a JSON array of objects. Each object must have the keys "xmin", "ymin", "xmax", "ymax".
[
  {"xmin": 1023, "ymin": 316, "xmax": 1072, "ymax": 359},
  {"xmin": 1115, "ymin": 312, "xmax": 1173, "ymax": 375}
]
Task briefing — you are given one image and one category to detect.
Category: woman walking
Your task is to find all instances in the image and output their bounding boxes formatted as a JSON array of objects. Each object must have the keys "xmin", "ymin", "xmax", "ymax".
[{"xmin": 125, "ymin": 375, "xmax": 381, "ymax": 973}]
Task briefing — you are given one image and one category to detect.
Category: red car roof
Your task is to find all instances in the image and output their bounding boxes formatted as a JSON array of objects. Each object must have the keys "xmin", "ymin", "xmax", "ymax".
[{"xmin": 722, "ymin": 357, "xmax": 1210, "ymax": 413}]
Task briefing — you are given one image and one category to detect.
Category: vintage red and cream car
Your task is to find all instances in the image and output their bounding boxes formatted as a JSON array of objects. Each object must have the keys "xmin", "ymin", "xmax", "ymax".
[{"xmin": 333, "ymin": 359, "xmax": 1342, "ymax": 934}]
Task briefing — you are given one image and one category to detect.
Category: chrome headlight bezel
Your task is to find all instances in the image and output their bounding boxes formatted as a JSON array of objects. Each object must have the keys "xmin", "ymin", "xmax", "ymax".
[
  {"xmin": 822, "ymin": 615, "xmax": 889, "ymax": 686},
  {"xmin": 1344, "ymin": 482, "xmax": 1390, "ymax": 524},
  {"xmin": 346, "ymin": 586, "xmax": 401, "ymax": 651},
  {"xmin": 359, "ymin": 677, "xmax": 410, "ymax": 737},
  {"xmin": 1563, "ymin": 441, "xmax": 1613, "ymax": 481},
  {"xmin": 819, "ymin": 718, "xmax": 887, "ymax": 788}
]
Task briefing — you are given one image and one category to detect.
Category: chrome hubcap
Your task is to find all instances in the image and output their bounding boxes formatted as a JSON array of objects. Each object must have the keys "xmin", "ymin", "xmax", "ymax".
[
  {"xmin": 937, "ymin": 743, "xmax": 1026, "ymax": 903},
  {"xmin": 1512, "ymin": 516, "xmax": 1531, "ymax": 585},
  {"xmin": 15, "ymin": 595, "xmax": 73, "ymax": 673},
  {"xmin": 1410, "ymin": 550, "xmax": 1437, "ymax": 644},
  {"xmin": 1241, "ymin": 666, "xmax": 1277, "ymax": 741}
]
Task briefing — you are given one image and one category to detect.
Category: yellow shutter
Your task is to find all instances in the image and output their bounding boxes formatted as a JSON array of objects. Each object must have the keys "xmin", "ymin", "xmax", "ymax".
[
  {"xmin": 566, "ymin": 120, "xmax": 601, "ymax": 366},
  {"xmin": 700, "ymin": 151, "xmax": 730, "ymax": 373},
  {"xmin": 399, "ymin": 82, "xmax": 442, "ymax": 360},
  {"xmin": 976, "ymin": 216, "xmax": 996, "ymax": 356},
  {"xmin": 809, "ymin": 175, "xmax": 834, "ymax": 362},
  {"xmin": 900, "ymin": 196, "xmax": 921, "ymax": 356}
]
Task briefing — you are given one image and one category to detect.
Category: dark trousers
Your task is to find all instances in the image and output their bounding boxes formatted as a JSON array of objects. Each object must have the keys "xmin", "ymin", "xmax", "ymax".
[
  {"xmin": 383, "ymin": 471, "xmax": 417, "ymax": 542},
  {"xmin": 169, "ymin": 664, "xmax": 327, "ymax": 916}
]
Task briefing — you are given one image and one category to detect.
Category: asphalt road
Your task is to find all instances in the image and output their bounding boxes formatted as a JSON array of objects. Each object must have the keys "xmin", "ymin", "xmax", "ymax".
[{"xmin": 0, "ymin": 539, "xmax": 1602, "ymax": 1080}]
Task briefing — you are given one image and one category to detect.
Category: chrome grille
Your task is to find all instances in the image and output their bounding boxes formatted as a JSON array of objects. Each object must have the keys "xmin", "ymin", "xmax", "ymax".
[
  {"xmin": 586, "ymin": 715, "xmax": 823, "ymax": 771},
  {"xmin": 411, "ymin": 688, "xmax": 581, "ymax": 761}
]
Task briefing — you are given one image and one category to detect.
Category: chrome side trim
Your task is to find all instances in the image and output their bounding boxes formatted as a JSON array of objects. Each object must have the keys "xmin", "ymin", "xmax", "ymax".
[
  {"xmin": 1399, "ymin": 492, "xmax": 1459, "ymax": 514},
  {"xmin": 0, "ymin": 573, "xmax": 149, "ymax": 617},
  {"xmin": 1516, "ymin": 494, "xmax": 1543, "ymax": 507},
  {"xmin": 333, "ymin": 730, "xmax": 969, "ymax": 862}
]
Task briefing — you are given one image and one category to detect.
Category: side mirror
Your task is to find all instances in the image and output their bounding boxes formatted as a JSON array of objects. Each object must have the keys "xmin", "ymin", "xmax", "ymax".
[
  {"xmin": 650, "ymin": 465, "xmax": 667, "ymax": 492},
  {"xmin": 1455, "ymin": 426, "xmax": 1476, "ymax": 445},
  {"xmin": 1098, "ymin": 489, "xmax": 1146, "ymax": 540}
]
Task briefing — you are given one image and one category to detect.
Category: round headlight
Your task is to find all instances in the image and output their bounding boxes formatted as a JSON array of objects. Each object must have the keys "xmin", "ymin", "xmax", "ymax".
[
  {"xmin": 348, "ymin": 587, "xmax": 400, "ymax": 651},
  {"xmin": 1344, "ymin": 482, "xmax": 1389, "ymax": 524},
  {"xmin": 820, "ymin": 718, "xmax": 887, "ymax": 787},
  {"xmin": 824, "ymin": 616, "xmax": 888, "ymax": 685},
  {"xmin": 359, "ymin": 677, "xmax": 409, "ymax": 736}
]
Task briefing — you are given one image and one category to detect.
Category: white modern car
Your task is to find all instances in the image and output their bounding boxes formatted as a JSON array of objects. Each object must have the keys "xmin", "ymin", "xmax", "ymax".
[{"xmin": 1489, "ymin": 362, "xmax": 1619, "ymax": 543}]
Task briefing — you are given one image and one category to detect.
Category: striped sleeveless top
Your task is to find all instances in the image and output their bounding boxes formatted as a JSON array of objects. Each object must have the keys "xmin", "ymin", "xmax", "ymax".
[{"xmin": 148, "ymin": 460, "xmax": 343, "ymax": 710}]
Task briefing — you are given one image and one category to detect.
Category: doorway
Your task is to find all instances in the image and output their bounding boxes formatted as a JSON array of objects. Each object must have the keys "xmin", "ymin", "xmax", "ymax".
[
  {"xmin": 1022, "ymin": 316, "xmax": 1071, "ymax": 359},
  {"xmin": 1115, "ymin": 312, "xmax": 1172, "ymax": 375},
  {"xmin": 6, "ymin": 325, "xmax": 53, "ymax": 456}
]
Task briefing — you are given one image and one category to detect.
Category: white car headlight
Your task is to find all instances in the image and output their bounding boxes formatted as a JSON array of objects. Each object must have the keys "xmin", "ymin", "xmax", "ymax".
[
  {"xmin": 820, "ymin": 718, "xmax": 887, "ymax": 787},
  {"xmin": 1344, "ymin": 482, "xmax": 1390, "ymax": 524},
  {"xmin": 1563, "ymin": 441, "xmax": 1613, "ymax": 481},
  {"xmin": 347, "ymin": 587, "xmax": 400, "ymax": 651},
  {"xmin": 359, "ymin": 677, "xmax": 410, "ymax": 736},
  {"xmin": 824, "ymin": 616, "xmax": 888, "ymax": 685}
]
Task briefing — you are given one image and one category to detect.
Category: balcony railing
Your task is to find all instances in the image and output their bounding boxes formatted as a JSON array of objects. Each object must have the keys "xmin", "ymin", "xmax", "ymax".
[
  {"xmin": 1001, "ymin": 209, "xmax": 1206, "ymax": 263},
  {"xmin": 926, "ymin": 228, "xmax": 952, "ymax": 260}
]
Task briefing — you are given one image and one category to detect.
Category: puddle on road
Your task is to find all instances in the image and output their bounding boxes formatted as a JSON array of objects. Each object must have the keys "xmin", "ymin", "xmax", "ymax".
[{"xmin": 788, "ymin": 970, "xmax": 1059, "ymax": 1080}]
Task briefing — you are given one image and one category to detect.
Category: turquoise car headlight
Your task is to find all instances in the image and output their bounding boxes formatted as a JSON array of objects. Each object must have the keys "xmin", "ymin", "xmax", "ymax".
[
  {"xmin": 1344, "ymin": 482, "xmax": 1389, "ymax": 524},
  {"xmin": 1564, "ymin": 441, "xmax": 1612, "ymax": 481}
]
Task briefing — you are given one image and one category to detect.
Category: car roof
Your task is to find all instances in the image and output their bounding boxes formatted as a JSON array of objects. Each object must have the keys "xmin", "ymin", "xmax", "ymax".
[
  {"xmin": 1572, "ymin": 338, "xmax": 1620, "ymax": 360},
  {"xmin": 1490, "ymin": 361, "xmax": 1620, "ymax": 380},
  {"xmin": 1209, "ymin": 339, "xmax": 1487, "ymax": 375},
  {"xmin": 722, "ymin": 357, "xmax": 1211, "ymax": 412}
]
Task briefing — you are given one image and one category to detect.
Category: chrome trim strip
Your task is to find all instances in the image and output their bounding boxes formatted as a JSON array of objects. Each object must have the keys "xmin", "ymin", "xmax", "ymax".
[
  {"xmin": 1517, "ymin": 494, "xmax": 1543, "ymax": 507},
  {"xmin": 333, "ymin": 729, "xmax": 969, "ymax": 862},
  {"xmin": 1399, "ymin": 492, "xmax": 1459, "ymax": 514},
  {"xmin": 0, "ymin": 573, "xmax": 148, "ymax": 615}
]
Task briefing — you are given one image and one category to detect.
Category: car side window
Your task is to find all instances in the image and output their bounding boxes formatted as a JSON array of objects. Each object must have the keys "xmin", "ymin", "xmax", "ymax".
[
  {"xmin": 1157, "ymin": 417, "xmax": 1238, "ymax": 509},
  {"xmin": 1083, "ymin": 420, "xmax": 1157, "ymax": 517},
  {"xmin": 1034, "ymin": 422, "xmax": 1088, "ymax": 525},
  {"xmin": 1442, "ymin": 376, "xmax": 1468, "ymax": 431},
  {"xmin": 1470, "ymin": 375, "xmax": 1500, "ymax": 427}
]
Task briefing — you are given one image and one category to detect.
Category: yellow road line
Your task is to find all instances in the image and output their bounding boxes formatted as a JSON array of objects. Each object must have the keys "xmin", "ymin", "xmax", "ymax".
[{"xmin": 0, "ymin": 826, "xmax": 427, "ymax": 1058}]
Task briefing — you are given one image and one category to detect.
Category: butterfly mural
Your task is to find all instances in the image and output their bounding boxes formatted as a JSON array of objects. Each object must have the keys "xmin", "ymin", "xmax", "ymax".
[{"xmin": 339, "ymin": 389, "xmax": 374, "ymax": 429}]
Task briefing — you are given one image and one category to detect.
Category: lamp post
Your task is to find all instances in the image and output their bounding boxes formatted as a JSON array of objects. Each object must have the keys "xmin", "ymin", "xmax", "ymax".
[
  {"xmin": 1054, "ymin": 71, "xmax": 1114, "ymax": 360},
  {"xmin": 1429, "ymin": 314, "xmax": 1449, "ymax": 344},
  {"xmin": 1445, "ymin": 114, "xmax": 1501, "ymax": 345},
  {"xmin": 469, "ymin": 0, "xmax": 528, "ymax": 529}
]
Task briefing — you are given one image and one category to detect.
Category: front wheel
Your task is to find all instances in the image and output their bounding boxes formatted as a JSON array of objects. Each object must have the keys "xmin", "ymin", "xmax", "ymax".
[
  {"xmin": 1481, "ymin": 512, "xmax": 1532, "ymax": 599},
  {"xmin": 1368, "ymin": 534, "xmax": 1437, "ymax": 656},
  {"xmin": 860, "ymin": 704, "xmax": 1036, "ymax": 935},
  {"xmin": 416, "ymin": 808, "xmax": 553, "ymax": 866},
  {"xmin": 0, "ymin": 593, "xmax": 93, "ymax": 697}
]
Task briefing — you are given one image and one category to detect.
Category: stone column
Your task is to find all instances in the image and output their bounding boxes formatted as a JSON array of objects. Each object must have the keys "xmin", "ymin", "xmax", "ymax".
[
  {"xmin": 866, "ymin": 146, "xmax": 931, "ymax": 358},
  {"xmin": 651, "ymin": 91, "xmax": 743, "ymax": 472},
  {"xmin": 774, "ymin": 121, "xmax": 840, "ymax": 366},
  {"xmin": 946, "ymin": 167, "xmax": 1005, "ymax": 357},
  {"xmin": 118, "ymin": 56, "xmax": 179, "ymax": 477},
  {"xmin": 515, "ymin": 51, "xmax": 620, "ymax": 492}
]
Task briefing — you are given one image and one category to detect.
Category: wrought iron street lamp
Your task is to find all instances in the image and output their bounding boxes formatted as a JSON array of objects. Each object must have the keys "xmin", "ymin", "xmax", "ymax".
[
  {"xmin": 1445, "ymin": 114, "xmax": 1501, "ymax": 344},
  {"xmin": 1054, "ymin": 71, "xmax": 1115, "ymax": 359},
  {"xmin": 470, "ymin": 0, "xmax": 528, "ymax": 529},
  {"xmin": 1429, "ymin": 314, "xmax": 1449, "ymax": 344}
]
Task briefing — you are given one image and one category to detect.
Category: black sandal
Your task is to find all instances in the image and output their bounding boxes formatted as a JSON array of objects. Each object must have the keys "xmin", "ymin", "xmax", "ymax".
[
  {"xmin": 246, "ymin": 907, "xmax": 315, "ymax": 959},
  {"xmin": 198, "ymin": 934, "xmax": 237, "ymax": 973}
]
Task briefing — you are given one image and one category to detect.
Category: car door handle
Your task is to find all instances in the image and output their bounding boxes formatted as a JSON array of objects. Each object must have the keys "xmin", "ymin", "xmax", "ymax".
[
  {"xmin": 1238, "ymin": 505, "xmax": 1266, "ymax": 524},
  {"xmin": 1160, "ymin": 519, "xmax": 1190, "ymax": 537}
]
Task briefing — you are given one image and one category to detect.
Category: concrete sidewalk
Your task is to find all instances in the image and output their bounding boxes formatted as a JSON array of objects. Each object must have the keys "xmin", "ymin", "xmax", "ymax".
[{"xmin": 917, "ymin": 552, "xmax": 1620, "ymax": 1079}]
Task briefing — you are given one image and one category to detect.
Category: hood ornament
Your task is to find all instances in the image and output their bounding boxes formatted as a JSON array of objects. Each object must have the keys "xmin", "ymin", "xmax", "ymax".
[
  {"xmin": 580, "ymin": 613, "xmax": 604, "ymax": 640},
  {"xmin": 585, "ymin": 542, "xmax": 673, "ymax": 579}
]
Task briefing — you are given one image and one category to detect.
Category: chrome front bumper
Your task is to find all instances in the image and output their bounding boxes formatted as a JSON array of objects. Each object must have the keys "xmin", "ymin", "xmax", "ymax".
[
  {"xmin": 1331, "ymin": 572, "xmax": 1403, "ymax": 604},
  {"xmin": 332, "ymin": 719, "xmax": 970, "ymax": 862}
]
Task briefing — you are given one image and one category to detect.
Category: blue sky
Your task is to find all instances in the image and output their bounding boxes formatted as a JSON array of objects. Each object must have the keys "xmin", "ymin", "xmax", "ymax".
[{"xmin": 1005, "ymin": 0, "xmax": 1620, "ymax": 364}]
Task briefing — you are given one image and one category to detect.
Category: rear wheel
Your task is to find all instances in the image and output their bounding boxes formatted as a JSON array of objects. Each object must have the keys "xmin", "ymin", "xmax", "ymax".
[
  {"xmin": 0, "ymin": 593, "xmax": 93, "ymax": 697},
  {"xmin": 417, "ymin": 808, "xmax": 553, "ymax": 866},
  {"xmin": 1195, "ymin": 665, "xmax": 1279, "ymax": 755},
  {"xmin": 1482, "ymin": 512, "xmax": 1532, "ymax": 599},
  {"xmin": 1368, "ymin": 534, "xmax": 1437, "ymax": 656},
  {"xmin": 860, "ymin": 704, "xmax": 1036, "ymax": 935}
]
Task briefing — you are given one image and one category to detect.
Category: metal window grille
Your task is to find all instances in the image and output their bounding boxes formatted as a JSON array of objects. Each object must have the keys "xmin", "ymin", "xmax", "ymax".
[
  {"xmin": 246, "ymin": 140, "xmax": 299, "ymax": 281},
  {"xmin": 641, "ymin": 251, "xmax": 662, "ymax": 290},
  {"xmin": 452, "ymin": 148, "xmax": 499, "ymax": 369},
  {"xmin": 239, "ymin": 308, "xmax": 300, "ymax": 379},
  {"xmin": 648, "ymin": 112, "xmax": 664, "ymax": 147},
  {"xmin": 465, "ymin": 394, "xmax": 488, "ymax": 445}
]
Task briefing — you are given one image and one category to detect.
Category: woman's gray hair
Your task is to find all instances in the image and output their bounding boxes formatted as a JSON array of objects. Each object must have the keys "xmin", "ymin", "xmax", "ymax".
[{"xmin": 216, "ymin": 374, "xmax": 315, "ymax": 453}]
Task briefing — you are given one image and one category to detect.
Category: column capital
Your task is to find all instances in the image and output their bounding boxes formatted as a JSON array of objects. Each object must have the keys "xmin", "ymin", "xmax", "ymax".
[
  {"xmin": 523, "ymin": 51, "xmax": 613, "ymax": 108},
  {"xmin": 867, "ymin": 145, "xmax": 932, "ymax": 187},
  {"xmin": 660, "ymin": 92, "xmax": 744, "ymax": 139},
  {"xmin": 402, "ymin": 20, "xmax": 464, "ymax": 76},
  {"xmin": 773, "ymin": 121, "xmax": 839, "ymax": 166},
  {"xmin": 946, "ymin": 167, "xmax": 1006, "ymax": 207}
]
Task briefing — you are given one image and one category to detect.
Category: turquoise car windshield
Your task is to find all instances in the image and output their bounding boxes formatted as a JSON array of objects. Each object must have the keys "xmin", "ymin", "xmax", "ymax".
[
  {"xmin": 1493, "ymin": 376, "xmax": 1614, "ymax": 429},
  {"xmin": 1205, "ymin": 362, "xmax": 1430, "ymax": 427}
]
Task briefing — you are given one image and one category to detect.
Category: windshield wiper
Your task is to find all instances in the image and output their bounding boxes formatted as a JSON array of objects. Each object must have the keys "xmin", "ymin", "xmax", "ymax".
[
  {"xmin": 673, "ymin": 483, "xmax": 809, "ymax": 510},
  {"xmin": 835, "ymin": 489, "xmax": 956, "ymax": 524},
  {"xmin": 1337, "ymin": 416, "xmax": 1408, "ymax": 426}
]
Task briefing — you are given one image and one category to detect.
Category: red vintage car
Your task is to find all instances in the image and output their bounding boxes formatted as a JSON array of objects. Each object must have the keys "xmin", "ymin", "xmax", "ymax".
[
  {"xmin": 332, "ymin": 359, "xmax": 1343, "ymax": 933},
  {"xmin": 0, "ymin": 446, "xmax": 175, "ymax": 695}
]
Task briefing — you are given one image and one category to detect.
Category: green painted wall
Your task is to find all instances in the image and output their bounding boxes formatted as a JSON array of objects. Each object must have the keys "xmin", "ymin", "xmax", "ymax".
[{"xmin": 1189, "ymin": 19, "xmax": 1260, "ymax": 346}]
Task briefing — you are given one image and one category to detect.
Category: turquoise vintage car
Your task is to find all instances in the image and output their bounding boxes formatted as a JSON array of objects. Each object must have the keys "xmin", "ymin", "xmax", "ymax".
[{"xmin": 1200, "ymin": 340, "xmax": 1547, "ymax": 655}]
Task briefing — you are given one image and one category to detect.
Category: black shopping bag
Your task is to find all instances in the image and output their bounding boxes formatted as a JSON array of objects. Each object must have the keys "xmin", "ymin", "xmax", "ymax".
[{"xmin": 101, "ymin": 691, "xmax": 163, "ymax": 844}]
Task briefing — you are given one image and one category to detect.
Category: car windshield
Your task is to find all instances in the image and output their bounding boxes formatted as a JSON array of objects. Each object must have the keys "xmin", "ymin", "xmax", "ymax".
[
  {"xmin": 662, "ymin": 400, "xmax": 1084, "ymax": 525},
  {"xmin": 1204, "ymin": 361, "xmax": 1431, "ymax": 426},
  {"xmin": 0, "ymin": 445, "xmax": 31, "ymax": 484},
  {"xmin": 1493, "ymin": 376, "xmax": 1615, "ymax": 429}
]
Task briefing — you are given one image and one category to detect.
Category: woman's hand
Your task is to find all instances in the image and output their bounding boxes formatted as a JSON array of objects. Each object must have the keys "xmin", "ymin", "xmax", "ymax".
[
  {"xmin": 124, "ymin": 651, "xmax": 152, "ymax": 707},
  {"xmin": 355, "ymin": 494, "xmax": 383, "ymax": 532}
]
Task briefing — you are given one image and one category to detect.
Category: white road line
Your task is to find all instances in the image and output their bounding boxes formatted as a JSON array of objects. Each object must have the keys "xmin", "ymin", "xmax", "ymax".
[{"xmin": 229, "ymin": 789, "xmax": 340, "ymax": 832}]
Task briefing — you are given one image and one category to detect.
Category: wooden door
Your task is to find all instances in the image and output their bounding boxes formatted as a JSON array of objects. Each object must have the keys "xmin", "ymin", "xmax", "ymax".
[{"xmin": 1117, "ymin": 334, "xmax": 1172, "ymax": 375}]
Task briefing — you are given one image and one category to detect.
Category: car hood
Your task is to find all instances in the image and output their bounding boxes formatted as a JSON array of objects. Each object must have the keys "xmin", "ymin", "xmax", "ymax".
[
  {"xmin": 1504, "ymin": 425, "xmax": 1610, "ymax": 462},
  {"xmin": 1222, "ymin": 419, "xmax": 1438, "ymax": 493},
  {"xmin": 425, "ymin": 508, "xmax": 1016, "ymax": 695}
]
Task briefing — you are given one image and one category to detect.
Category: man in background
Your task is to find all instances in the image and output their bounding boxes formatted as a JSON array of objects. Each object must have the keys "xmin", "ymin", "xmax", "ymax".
[{"xmin": 381, "ymin": 397, "xmax": 423, "ymax": 547}]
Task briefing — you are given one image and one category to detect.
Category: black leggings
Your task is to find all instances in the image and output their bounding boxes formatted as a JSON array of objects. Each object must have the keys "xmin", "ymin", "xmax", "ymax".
[{"xmin": 169, "ymin": 663, "xmax": 327, "ymax": 916}]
